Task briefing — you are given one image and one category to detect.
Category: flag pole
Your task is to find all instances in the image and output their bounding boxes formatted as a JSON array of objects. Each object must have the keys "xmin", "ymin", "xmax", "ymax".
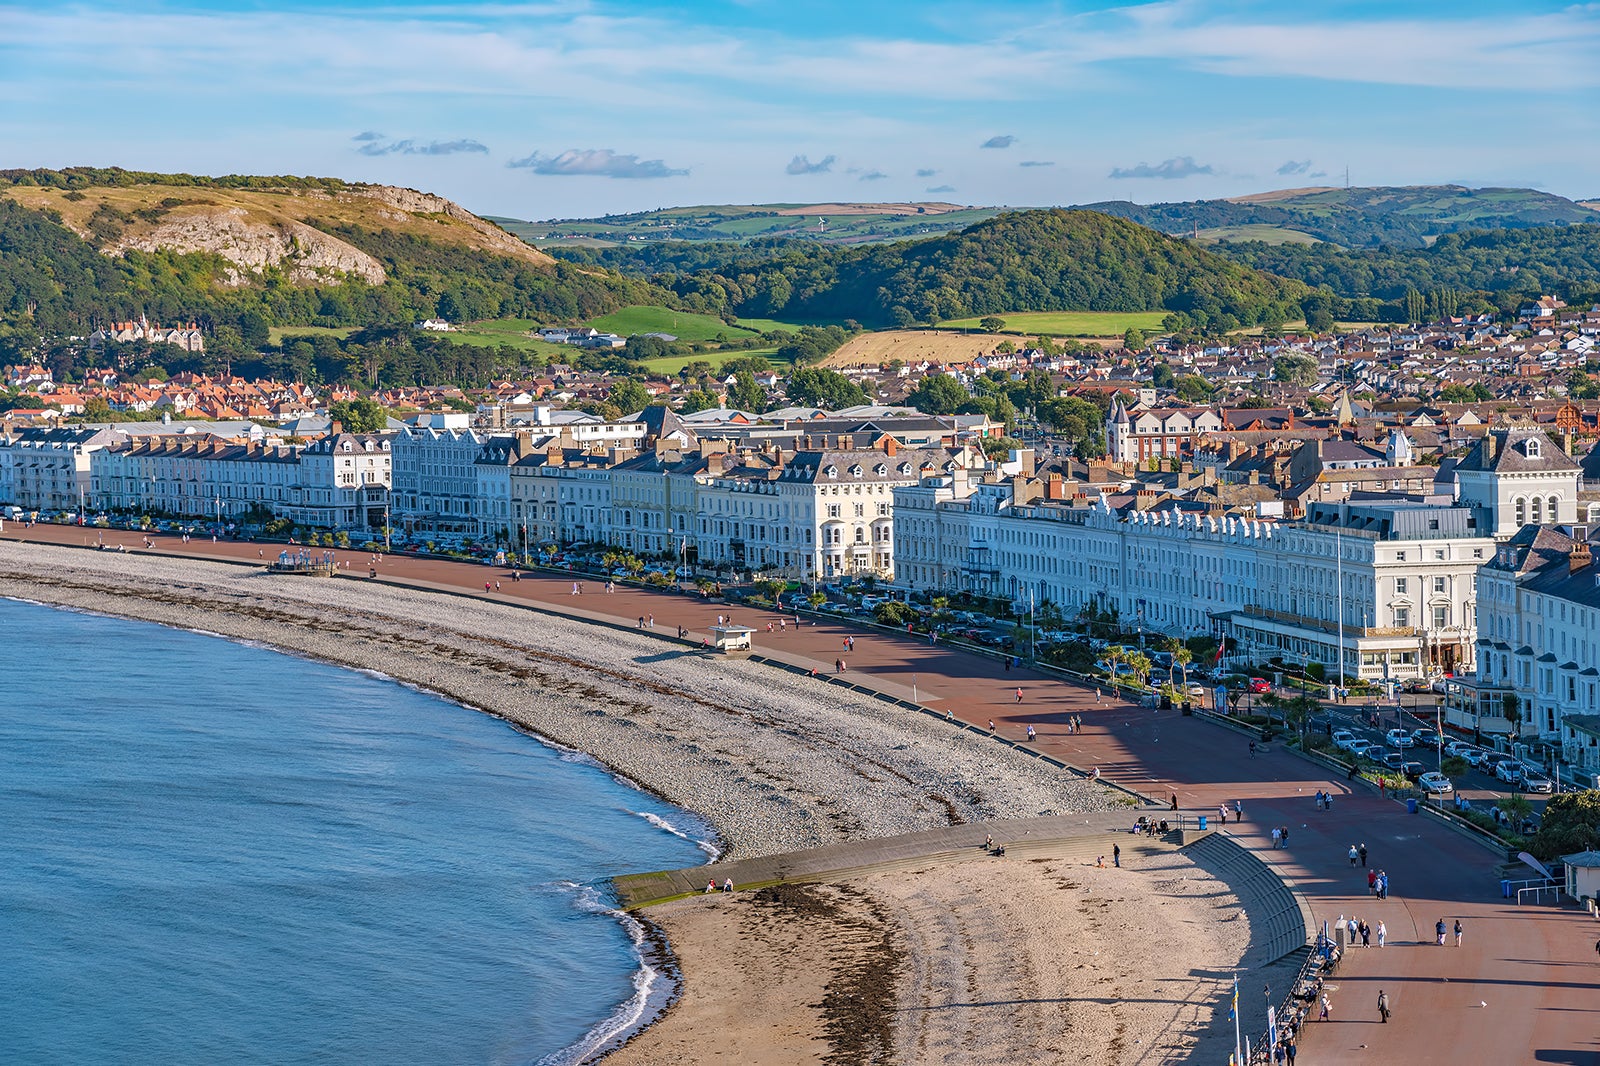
[{"xmin": 1233, "ymin": 975, "xmax": 1242, "ymax": 1066}]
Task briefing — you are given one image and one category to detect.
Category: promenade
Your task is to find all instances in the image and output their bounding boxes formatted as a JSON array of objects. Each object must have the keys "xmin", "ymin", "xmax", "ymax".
[{"xmin": 9, "ymin": 524, "xmax": 1599, "ymax": 1065}]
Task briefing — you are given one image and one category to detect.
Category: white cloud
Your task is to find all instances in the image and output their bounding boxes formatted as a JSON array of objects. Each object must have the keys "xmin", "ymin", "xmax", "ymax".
[
  {"xmin": 508, "ymin": 148, "xmax": 687, "ymax": 178},
  {"xmin": 1276, "ymin": 159, "xmax": 1314, "ymax": 176},
  {"xmin": 1109, "ymin": 156, "xmax": 1213, "ymax": 180},
  {"xmin": 355, "ymin": 134, "xmax": 489, "ymax": 156},
  {"xmin": 927, "ymin": 184, "xmax": 956, "ymax": 193},
  {"xmin": 916, "ymin": 167, "xmax": 937, "ymax": 177},
  {"xmin": 859, "ymin": 170, "xmax": 887, "ymax": 181},
  {"xmin": 981, "ymin": 134, "xmax": 1015, "ymax": 149}
]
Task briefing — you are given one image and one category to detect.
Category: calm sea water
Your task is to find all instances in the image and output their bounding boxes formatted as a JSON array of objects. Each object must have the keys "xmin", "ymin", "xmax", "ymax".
[{"xmin": 0, "ymin": 598, "xmax": 712, "ymax": 1065}]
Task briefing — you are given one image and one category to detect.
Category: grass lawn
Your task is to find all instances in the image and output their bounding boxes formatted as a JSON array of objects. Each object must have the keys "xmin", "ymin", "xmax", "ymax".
[
  {"xmin": 268, "ymin": 325, "xmax": 356, "ymax": 344},
  {"xmin": 938, "ymin": 310, "xmax": 1169, "ymax": 337},
  {"xmin": 637, "ymin": 347, "xmax": 793, "ymax": 375},
  {"xmin": 448, "ymin": 320, "xmax": 571, "ymax": 356},
  {"xmin": 589, "ymin": 305, "xmax": 762, "ymax": 344},
  {"xmin": 730, "ymin": 317, "xmax": 804, "ymax": 335}
]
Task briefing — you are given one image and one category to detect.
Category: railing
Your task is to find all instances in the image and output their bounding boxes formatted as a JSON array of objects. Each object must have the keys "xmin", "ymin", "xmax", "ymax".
[{"xmin": 1511, "ymin": 877, "xmax": 1561, "ymax": 905}]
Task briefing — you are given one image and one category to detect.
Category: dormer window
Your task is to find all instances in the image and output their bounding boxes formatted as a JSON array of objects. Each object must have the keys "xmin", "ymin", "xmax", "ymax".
[
  {"xmin": 898, "ymin": 462, "xmax": 912, "ymax": 476},
  {"xmin": 874, "ymin": 463, "xmax": 887, "ymax": 476},
  {"xmin": 849, "ymin": 465, "xmax": 863, "ymax": 478},
  {"xmin": 825, "ymin": 465, "xmax": 837, "ymax": 479},
  {"xmin": 1525, "ymin": 438, "xmax": 1541, "ymax": 458}
]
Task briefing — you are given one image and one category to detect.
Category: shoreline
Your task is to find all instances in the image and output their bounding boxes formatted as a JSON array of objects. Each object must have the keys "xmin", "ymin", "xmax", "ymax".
[{"xmin": 0, "ymin": 540, "xmax": 1122, "ymax": 1063}]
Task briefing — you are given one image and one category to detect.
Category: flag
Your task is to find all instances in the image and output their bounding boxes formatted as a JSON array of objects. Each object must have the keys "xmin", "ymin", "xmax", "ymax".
[{"xmin": 1214, "ymin": 638, "xmax": 1227, "ymax": 665}]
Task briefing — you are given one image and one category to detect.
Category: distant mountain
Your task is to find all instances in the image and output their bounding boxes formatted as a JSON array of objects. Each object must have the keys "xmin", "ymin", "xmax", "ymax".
[
  {"xmin": 1077, "ymin": 185, "xmax": 1599, "ymax": 249},
  {"xmin": 504, "ymin": 202, "xmax": 1005, "ymax": 246}
]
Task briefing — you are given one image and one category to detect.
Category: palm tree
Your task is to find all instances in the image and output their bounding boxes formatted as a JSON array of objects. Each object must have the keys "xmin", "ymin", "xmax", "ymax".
[
  {"xmin": 1103, "ymin": 644, "xmax": 1126, "ymax": 687},
  {"xmin": 1126, "ymin": 651, "xmax": 1152, "ymax": 688},
  {"xmin": 1173, "ymin": 646, "xmax": 1194, "ymax": 690}
]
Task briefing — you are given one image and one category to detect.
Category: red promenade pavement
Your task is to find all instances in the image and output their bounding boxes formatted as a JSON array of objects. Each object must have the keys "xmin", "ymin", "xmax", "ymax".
[{"xmin": 11, "ymin": 525, "xmax": 1600, "ymax": 1065}]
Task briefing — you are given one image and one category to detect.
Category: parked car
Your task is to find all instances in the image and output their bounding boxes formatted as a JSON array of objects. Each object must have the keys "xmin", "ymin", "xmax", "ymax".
[
  {"xmin": 1444, "ymin": 740, "xmax": 1477, "ymax": 757},
  {"xmin": 1493, "ymin": 760, "xmax": 1525, "ymax": 784},
  {"xmin": 1419, "ymin": 771, "xmax": 1454, "ymax": 793},
  {"xmin": 1347, "ymin": 740, "xmax": 1375, "ymax": 758},
  {"xmin": 1248, "ymin": 677, "xmax": 1271, "ymax": 693},
  {"xmin": 1430, "ymin": 678, "xmax": 1453, "ymax": 694},
  {"xmin": 1411, "ymin": 728, "xmax": 1441, "ymax": 748},
  {"xmin": 1403, "ymin": 678, "xmax": 1432, "ymax": 693},
  {"xmin": 1519, "ymin": 765, "xmax": 1555, "ymax": 793},
  {"xmin": 1185, "ymin": 682, "xmax": 1206, "ymax": 698},
  {"xmin": 1332, "ymin": 730, "xmax": 1357, "ymax": 750},
  {"xmin": 1386, "ymin": 728, "xmax": 1416, "ymax": 749},
  {"xmin": 1462, "ymin": 748, "xmax": 1495, "ymax": 768},
  {"xmin": 1401, "ymin": 760, "xmax": 1426, "ymax": 780},
  {"xmin": 1378, "ymin": 750, "xmax": 1406, "ymax": 770}
]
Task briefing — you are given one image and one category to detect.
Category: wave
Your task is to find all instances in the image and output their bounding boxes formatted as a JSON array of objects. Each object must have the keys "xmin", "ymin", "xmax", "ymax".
[
  {"xmin": 631, "ymin": 809, "xmax": 721, "ymax": 863},
  {"xmin": 535, "ymin": 882, "xmax": 676, "ymax": 1066}
]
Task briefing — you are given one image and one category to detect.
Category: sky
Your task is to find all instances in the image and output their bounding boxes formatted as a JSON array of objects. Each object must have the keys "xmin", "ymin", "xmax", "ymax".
[{"xmin": 2, "ymin": 0, "xmax": 1598, "ymax": 220}]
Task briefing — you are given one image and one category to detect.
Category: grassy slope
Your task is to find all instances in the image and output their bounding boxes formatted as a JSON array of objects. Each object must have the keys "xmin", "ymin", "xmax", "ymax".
[
  {"xmin": 506, "ymin": 203, "xmax": 1004, "ymax": 246},
  {"xmin": 1194, "ymin": 224, "xmax": 1322, "ymax": 245},
  {"xmin": 588, "ymin": 306, "xmax": 760, "ymax": 343},
  {"xmin": 937, "ymin": 310, "xmax": 1169, "ymax": 336}
]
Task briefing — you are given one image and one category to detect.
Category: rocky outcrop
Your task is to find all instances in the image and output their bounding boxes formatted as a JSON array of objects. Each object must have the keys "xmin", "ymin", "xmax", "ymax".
[
  {"xmin": 114, "ymin": 208, "xmax": 387, "ymax": 286},
  {"xmin": 352, "ymin": 185, "xmax": 552, "ymax": 265}
]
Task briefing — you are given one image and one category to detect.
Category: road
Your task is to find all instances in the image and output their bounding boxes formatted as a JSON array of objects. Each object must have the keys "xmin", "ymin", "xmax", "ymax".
[{"xmin": 7, "ymin": 523, "xmax": 1600, "ymax": 1065}]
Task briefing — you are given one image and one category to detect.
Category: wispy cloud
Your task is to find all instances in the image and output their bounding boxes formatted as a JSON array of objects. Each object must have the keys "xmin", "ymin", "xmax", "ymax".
[
  {"xmin": 981, "ymin": 135, "xmax": 1015, "ymax": 149},
  {"xmin": 927, "ymin": 184, "xmax": 956, "ymax": 193},
  {"xmin": 1276, "ymin": 159, "xmax": 1314, "ymax": 176},
  {"xmin": 507, "ymin": 148, "xmax": 688, "ymax": 179},
  {"xmin": 859, "ymin": 170, "xmax": 887, "ymax": 181},
  {"xmin": 916, "ymin": 168, "xmax": 937, "ymax": 177},
  {"xmin": 1019, "ymin": 160, "xmax": 1054, "ymax": 168},
  {"xmin": 355, "ymin": 133, "xmax": 490, "ymax": 157},
  {"xmin": 786, "ymin": 154, "xmax": 835, "ymax": 175},
  {"xmin": 1109, "ymin": 156, "xmax": 1213, "ymax": 180}
]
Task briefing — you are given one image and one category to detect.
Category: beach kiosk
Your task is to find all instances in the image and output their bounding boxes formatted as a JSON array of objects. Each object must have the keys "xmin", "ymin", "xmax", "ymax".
[
  {"xmin": 1561, "ymin": 850, "xmax": 1600, "ymax": 906},
  {"xmin": 709, "ymin": 623, "xmax": 755, "ymax": 655}
]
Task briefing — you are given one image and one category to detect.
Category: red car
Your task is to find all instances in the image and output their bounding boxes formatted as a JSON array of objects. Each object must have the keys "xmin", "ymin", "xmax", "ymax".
[{"xmin": 1248, "ymin": 677, "xmax": 1271, "ymax": 693}]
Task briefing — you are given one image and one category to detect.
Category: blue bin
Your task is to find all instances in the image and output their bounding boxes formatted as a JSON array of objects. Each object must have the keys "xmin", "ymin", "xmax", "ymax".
[
  {"xmin": 1198, "ymin": 815, "xmax": 1208, "ymax": 829},
  {"xmin": 1406, "ymin": 798, "xmax": 1419, "ymax": 814},
  {"xmin": 1501, "ymin": 879, "xmax": 1512, "ymax": 899}
]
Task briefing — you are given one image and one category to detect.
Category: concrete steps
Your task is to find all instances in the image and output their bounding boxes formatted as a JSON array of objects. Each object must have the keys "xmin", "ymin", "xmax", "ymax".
[{"xmin": 1181, "ymin": 832, "xmax": 1313, "ymax": 963}]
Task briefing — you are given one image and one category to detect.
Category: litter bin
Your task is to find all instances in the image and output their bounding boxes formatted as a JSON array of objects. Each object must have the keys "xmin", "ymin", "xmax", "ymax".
[
  {"xmin": 1181, "ymin": 701, "xmax": 1193, "ymax": 716},
  {"xmin": 1198, "ymin": 815, "xmax": 1209, "ymax": 829},
  {"xmin": 1501, "ymin": 879, "xmax": 1512, "ymax": 899},
  {"xmin": 1406, "ymin": 798, "xmax": 1419, "ymax": 814}
]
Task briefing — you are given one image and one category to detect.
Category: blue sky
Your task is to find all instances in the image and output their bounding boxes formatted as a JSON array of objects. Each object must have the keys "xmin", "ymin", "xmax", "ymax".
[{"xmin": 2, "ymin": 0, "xmax": 1597, "ymax": 219}]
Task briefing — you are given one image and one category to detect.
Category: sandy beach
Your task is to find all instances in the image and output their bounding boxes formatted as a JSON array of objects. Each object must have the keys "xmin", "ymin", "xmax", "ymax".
[{"xmin": 0, "ymin": 541, "xmax": 1273, "ymax": 1063}]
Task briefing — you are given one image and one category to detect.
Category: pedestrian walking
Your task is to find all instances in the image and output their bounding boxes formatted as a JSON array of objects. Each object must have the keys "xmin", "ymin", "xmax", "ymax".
[
  {"xmin": 1218, "ymin": 804, "xmax": 1228, "ymax": 825},
  {"xmin": 1113, "ymin": 844, "xmax": 1121, "ymax": 868},
  {"xmin": 1326, "ymin": 791, "xmax": 1334, "ymax": 810},
  {"xmin": 1249, "ymin": 739, "xmax": 1257, "ymax": 757},
  {"xmin": 1234, "ymin": 799, "xmax": 1243, "ymax": 820},
  {"xmin": 1026, "ymin": 724, "xmax": 1036, "ymax": 741},
  {"xmin": 1284, "ymin": 1038, "xmax": 1296, "ymax": 1065},
  {"xmin": 1367, "ymin": 869, "xmax": 1377, "ymax": 895},
  {"xmin": 1377, "ymin": 989, "xmax": 1391, "ymax": 1023},
  {"xmin": 1377, "ymin": 920, "xmax": 1386, "ymax": 947},
  {"xmin": 1004, "ymin": 657, "xmax": 1011, "ymax": 672},
  {"xmin": 988, "ymin": 719, "xmax": 995, "ymax": 731},
  {"xmin": 1359, "ymin": 843, "xmax": 1368, "ymax": 867},
  {"xmin": 1015, "ymin": 687, "xmax": 1023, "ymax": 703},
  {"xmin": 1436, "ymin": 918, "xmax": 1447, "ymax": 945},
  {"xmin": 1360, "ymin": 920, "xmax": 1371, "ymax": 947},
  {"xmin": 1095, "ymin": 687, "xmax": 1102, "ymax": 703},
  {"xmin": 1315, "ymin": 789, "xmax": 1324, "ymax": 809},
  {"xmin": 1318, "ymin": 993, "xmax": 1331, "ymax": 1021},
  {"xmin": 1454, "ymin": 919, "xmax": 1463, "ymax": 947},
  {"xmin": 1170, "ymin": 793, "xmax": 1179, "ymax": 811},
  {"xmin": 1271, "ymin": 826, "xmax": 1282, "ymax": 848},
  {"xmin": 1281, "ymin": 825, "xmax": 1290, "ymax": 847},
  {"xmin": 1349, "ymin": 844, "xmax": 1359, "ymax": 866}
]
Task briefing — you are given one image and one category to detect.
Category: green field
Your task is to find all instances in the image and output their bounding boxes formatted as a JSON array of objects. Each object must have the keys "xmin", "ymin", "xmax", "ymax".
[
  {"xmin": 588, "ymin": 305, "xmax": 765, "ymax": 343},
  {"xmin": 637, "ymin": 347, "xmax": 793, "ymax": 375},
  {"xmin": 1194, "ymin": 224, "xmax": 1323, "ymax": 245},
  {"xmin": 503, "ymin": 203, "xmax": 1004, "ymax": 247},
  {"xmin": 938, "ymin": 311, "xmax": 1169, "ymax": 336},
  {"xmin": 728, "ymin": 316, "xmax": 804, "ymax": 334},
  {"xmin": 268, "ymin": 325, "xmax": 356, "ymax": 344}
]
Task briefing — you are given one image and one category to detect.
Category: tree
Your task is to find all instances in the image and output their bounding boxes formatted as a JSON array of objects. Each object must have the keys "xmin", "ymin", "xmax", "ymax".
[
  {"xmin": 328, "ymin": 398, "xmax": 387, "ymax": 433},
  {"xmin": 906, "ymin": 374, "xmax": 969, "ymax": 415},
  {"xmin": 677, "ymin": 388, "xmax": 720, "ymax": 413},
  {"xmin": 725, "ymin": 371, "xmax": 767, "ymax": 413},
  {"xmin": 786, "ymin": 366, "xmax": 867, "ymax": 409},
  {"xmin": 1175, "ymin": 374, "xmax": 1213, "ymax": 402},
  {"xmin": 607, "ymin": 378, "xmax": 652, "ymax": 414},
  {"xmin": 1272, "ymin": 354, "xmax": 1319, "ymax": 386},
  {"xmin": 1529, "ymin": 790, "xmax": 1600, "ymax": 860},
  {"xmin": 978, "ymin": 316, "xmax": 1006, "ymax": 333},
  {"xmin": 1124, "ymin": 327, "xmax": 1148, "ymax": 352},
  {"xmin": 1150, "ymin": 362, "xmax": 1175, "ymax": 389}
]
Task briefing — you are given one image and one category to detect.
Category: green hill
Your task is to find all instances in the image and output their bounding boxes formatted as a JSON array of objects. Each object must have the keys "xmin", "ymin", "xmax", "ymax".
[
  {"xmin": 625, "ymin": 208, "xmax": 1307, "ymax": 329},
  {"xmin": 1080, "ymin": 185, "xmax": 1598, "ymax": 249},
  {"xmin": 0, "ymin": 167, "xmax": 657, "ymax": 354}
]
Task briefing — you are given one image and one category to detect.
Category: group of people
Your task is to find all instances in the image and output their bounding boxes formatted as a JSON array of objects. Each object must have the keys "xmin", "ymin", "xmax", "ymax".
[
  {"xmin": 1342, "ymin": 915, "xmax": 1386, "ymax": 948},
  {"xmin": 704, "ymin": 878, "xmax": 735, "ymax": 893},
  {"xmin": 1314, "ymin": 789, "xmax": 1337, "ymax": 810},
  {"xmin": 1366, "ymin": 868, "xmax": 1393, "ymax": 899}
]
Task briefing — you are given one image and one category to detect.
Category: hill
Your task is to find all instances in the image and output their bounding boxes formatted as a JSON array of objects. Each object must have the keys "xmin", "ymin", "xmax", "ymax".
[
  {"xmin": 0, "ymin": 167, "xmax": 653, "ymax": 351},
  {"xmin": 626, "ymin": 209, "xmax": 1307, "ymax": 329},
  {"xmin": 1079, "ymin": 185, "xmax": 1598, "ymax": 249},
  {"xmin": 503, "ymin": 201, "xmax": 1003, "ymax": 246}
]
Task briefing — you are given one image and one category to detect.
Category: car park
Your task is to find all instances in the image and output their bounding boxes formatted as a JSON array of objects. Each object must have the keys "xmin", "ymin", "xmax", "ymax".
[{"xmin": 1419, "ymin": 771, "xmax": 1454, "ymax": 793}]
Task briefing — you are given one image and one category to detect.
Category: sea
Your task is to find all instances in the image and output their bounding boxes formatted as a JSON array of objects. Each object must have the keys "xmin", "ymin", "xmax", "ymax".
[{"xmin": 0, "ymin": 597, "xmax": 714, "ymax": 1065}]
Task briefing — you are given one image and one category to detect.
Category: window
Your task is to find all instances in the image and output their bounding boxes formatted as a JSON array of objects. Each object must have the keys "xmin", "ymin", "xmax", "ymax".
[
  {"xmin": 1395, "ymin": 551, "xmax": 1407, "ymax": 562},
  {"xmin": 1525, "ymin": 437, "xmax": 1541, "ymax": 458},
  {"xmin": 1548, "ymin": 495, "xmax": 1560, "ymax": 520},
  {"xmin": 1515, "ymin": 497, "xmax": 1526, "ymax": 525},
  {"xmin": 1394, "ymin": 607, "xmax": 1411, "ymax": 627},
  {"xmin": 1433, "ymin": 605, "xmax": 1449, "ymax": 628},
  {"xmin": 1532, "ymin": 497, "xmax": 1543, "ymax": 524},
  {"xmin": 1432, "ymin": 576, "xmax": 1446, "ymax": 593},
  {"xmin": 1395, "ymin": 577, "xmax": 1408, "ymax": 595},
  {"xmin": 1434, "ymin": 549, "xmax": 1445, "ymax": 560}
]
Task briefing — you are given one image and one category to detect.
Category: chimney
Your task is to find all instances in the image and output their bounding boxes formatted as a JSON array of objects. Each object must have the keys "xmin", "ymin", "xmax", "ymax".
[
  {"xmin": 1571, "ymin": 542, "xmax": 1592, "ymax": 574},
  {"xmin": 330, "ymin": 420, "xmax": 343, "ymax": 435},
  {"xmin": 882, "ymin": 435, "xmax": 898, "ymax": 456},
  {"xmin": 1046, "ymin": 472, "xmax": 1064, "ymax": 500}
]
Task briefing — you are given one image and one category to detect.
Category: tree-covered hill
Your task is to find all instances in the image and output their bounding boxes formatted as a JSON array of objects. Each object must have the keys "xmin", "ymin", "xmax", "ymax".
[
  {"xmin": 1080, "ymin": 185, "xmax": 1598, "ymax": 249},
  {"xmin": 568, "ymin": 208, "xmax": 1308, "ymax": 329}
]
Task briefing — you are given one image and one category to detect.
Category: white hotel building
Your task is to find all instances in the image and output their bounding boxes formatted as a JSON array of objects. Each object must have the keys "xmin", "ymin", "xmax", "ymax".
[{"xmin": 895, "ymin": 470, "xmax": 1495, "ymax": 681}]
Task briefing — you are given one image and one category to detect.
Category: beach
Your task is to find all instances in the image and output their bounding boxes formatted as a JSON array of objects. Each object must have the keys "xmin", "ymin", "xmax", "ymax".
[{"xmin": 0, "ymin": 541, "xmax": 1270, "ymax": 1063}]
